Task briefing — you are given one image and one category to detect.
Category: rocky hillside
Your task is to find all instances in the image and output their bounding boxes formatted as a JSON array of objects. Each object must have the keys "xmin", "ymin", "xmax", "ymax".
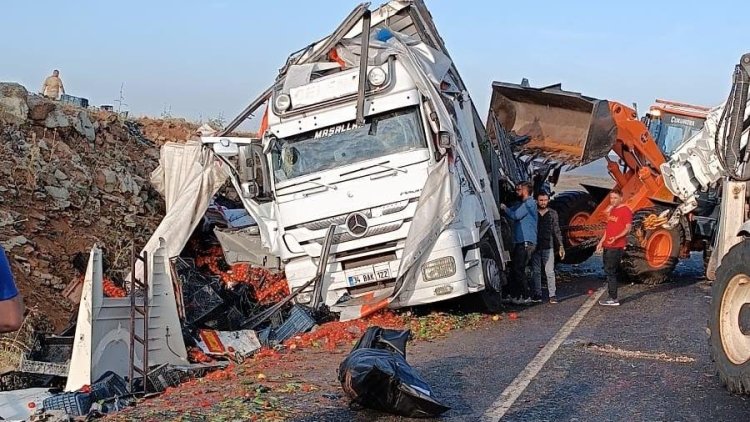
[{"xmin": 0, "ymin": 82, "xmax": 201, "ymax": 329}]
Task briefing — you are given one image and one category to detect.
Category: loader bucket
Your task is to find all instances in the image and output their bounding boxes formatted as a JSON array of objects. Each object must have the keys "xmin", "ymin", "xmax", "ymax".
[{"xmin": 487, "ymin": 82, "xmax": 617, "ymax": 166}]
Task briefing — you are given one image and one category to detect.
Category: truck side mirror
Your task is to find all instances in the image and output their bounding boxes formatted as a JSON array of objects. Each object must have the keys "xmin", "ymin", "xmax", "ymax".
[{"xmin": 242, "ymin": 181, "xmax": 260, "ymax": 199}]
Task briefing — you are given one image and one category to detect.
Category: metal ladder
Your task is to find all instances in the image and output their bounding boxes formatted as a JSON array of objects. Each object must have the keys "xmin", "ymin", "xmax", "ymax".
[{"xmin": 128, "ymin": 246, "xmax": 149, "ymax": 394}]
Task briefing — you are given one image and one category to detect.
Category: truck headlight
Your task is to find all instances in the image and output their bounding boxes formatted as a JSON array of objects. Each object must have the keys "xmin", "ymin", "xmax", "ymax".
[
  {"xmin": 422, "ymin": 256, "xmax": 456, "ymax": 281},
  {"xmin": 296, "ymin": 292, "xmax": 312, "ymax": 304},
  {"xmin": 367, "ymin": 67, "xmax": 387, "ymax": 87},
  {"xmin": 275, "ymin": 93, "xmax": 292, "ymax": 111}
]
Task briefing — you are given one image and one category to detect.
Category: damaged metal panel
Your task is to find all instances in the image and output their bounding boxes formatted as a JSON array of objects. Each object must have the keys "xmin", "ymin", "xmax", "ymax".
[
  {"xmin": 488, "ymin": 81, "xmax": 617, "ymax": 166},
  {"xmin": 65, "ymin": 242, "xmax": 188, "ymax": 391},
  {"xmin": 213, "ymin": 226, "xmax": 280, "ymax": 269}
]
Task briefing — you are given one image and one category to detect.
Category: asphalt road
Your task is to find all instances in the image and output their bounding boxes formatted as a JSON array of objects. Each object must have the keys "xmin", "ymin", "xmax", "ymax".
[{"xmin": 297, "ymin": 254, "xmax": 750, "ymax": 421}]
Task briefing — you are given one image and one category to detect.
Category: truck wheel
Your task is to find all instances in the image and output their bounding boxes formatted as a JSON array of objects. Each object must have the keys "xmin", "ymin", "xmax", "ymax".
[
  {"xmin": 710, "ymin": 239, "xmax": 750, "ymax": 394},
  {"xmin": 550, "ymin": 191, "xmax": 597, "ymax": 264},
  {"xmin": 479, "ymin": 242, "xmax": 505, "ymax": 313},
  {"xmin": 622, "ymin": 208, "xmax": 684, "ymax": 285}
]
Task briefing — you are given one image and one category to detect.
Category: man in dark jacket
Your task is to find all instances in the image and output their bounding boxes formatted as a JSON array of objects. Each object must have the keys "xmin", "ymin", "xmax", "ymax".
[
  {"xmin": 531, "ymin": 192, "xmax": 565, "ymax": 303},
  {"xmin": 500, "ymin": 182, "xmax": 537, "ymax": 305}
]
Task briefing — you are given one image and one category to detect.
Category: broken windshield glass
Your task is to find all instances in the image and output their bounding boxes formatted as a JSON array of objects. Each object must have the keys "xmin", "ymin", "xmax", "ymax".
[{"xmin": 271, "ymin": 107, "xmax": 427, "ymax": 182}]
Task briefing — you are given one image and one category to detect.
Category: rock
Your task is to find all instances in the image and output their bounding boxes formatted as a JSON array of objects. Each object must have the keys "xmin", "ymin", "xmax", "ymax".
[
  {"xmin": 44, "ymin": 110, "xmax": 70, "ymax": 128},
  {"xmin": 27, "ymin": 95, "xmax": 56, "ymax": 121},
  {"xmin": 0, "ymin": 83, "xmax": 29, "ymax": 125},
  {"xmin": 44, "ymin": 185, "xmax": 70, "ymax": 201},
  {"xmin": 1, "ymin": 235, "xmax": 28, "ymax": 249},
  {"xmin": 73, "ymin": 111, "xmax": 96, "ymax": 142},
  {"xmin": 97, "ymin": 169, "xmax": 119, "ymax": 193},
  {"xmin": 44, "ymin": 185, "xmax": 71, "ymax": 208},
  {"xmin": 55, "ymin": 169, "xmax": 68, "ymax": 180}
]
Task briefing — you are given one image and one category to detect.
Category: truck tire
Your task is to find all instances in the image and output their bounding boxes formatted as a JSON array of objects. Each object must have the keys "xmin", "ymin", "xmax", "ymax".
[
  {"xmin": 621, "ymin": 208, "xmax": 684, "ymax": 285},
  {"xmin": 710, "ymin": 239, "xmax": 750, "ymax": 394},
  {"xmin": 549, "ymin": 191, "xmax": 598, "ymax": 264},
  {"xmin": 479, "ymin": 241, "xmax": 505, "ymax": 313}
]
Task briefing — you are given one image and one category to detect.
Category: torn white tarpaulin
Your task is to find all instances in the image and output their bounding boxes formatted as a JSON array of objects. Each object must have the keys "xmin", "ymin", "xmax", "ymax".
[
  {"xmin": 65, "ymin": 241, "xmax": 187, "ymax": 391},
  {"xmin": 131, "ymin": 141, "xmax": 229, "ymax": 284}
]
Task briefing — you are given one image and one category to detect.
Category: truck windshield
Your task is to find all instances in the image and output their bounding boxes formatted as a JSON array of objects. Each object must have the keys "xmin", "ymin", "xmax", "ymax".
[{"xmin": 271, "ymin": 107, "xmax": 426, "ymax": 182}]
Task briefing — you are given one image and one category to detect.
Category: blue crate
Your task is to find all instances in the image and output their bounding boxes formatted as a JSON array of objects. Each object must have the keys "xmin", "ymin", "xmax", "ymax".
[
  {"xmin": 273, "ymin": 305, "xmax": 315, "ymax": 343},
  {"xmin": 90, "ymin": 371, "xmax": 129, "ymax": 401},
  {"xmin": 43, "ymin": 391, "xmax": 93, "ymax": 416}
]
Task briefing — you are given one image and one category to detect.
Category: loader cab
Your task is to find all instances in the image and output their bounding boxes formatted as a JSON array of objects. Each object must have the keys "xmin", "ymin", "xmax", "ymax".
[{"xmin": 643, "ymin": 100, "xmax": 709, "ymax": 156}]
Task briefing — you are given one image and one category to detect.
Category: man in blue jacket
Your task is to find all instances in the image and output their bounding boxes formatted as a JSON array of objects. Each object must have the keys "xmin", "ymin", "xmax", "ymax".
[
  {"xmin": 1, "ymin": 246, "xmax": 24, "ymax": 332},
  {"xmin": 500, "ymin": 182, "xmax": 538, "ymax": 305}
]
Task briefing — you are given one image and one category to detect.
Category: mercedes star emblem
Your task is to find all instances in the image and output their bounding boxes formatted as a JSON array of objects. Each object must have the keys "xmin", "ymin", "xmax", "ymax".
[{"xmin": 346, "ymin": 213, "xmax": 368, "ymax": 237}]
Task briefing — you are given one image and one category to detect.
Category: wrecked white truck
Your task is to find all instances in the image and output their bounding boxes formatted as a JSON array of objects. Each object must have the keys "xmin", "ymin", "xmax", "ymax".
[{"xmin": 204, "ymin": 1, "xmax": 512, "ymax": 318}]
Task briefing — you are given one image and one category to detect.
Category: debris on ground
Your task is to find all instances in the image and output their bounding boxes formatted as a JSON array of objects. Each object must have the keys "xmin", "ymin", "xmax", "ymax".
[
  {"xmin": 338, "ymin": 326, "xmax": 450, "ymax": 418},
  {"xmin": 580, "ymin": 342, "xmax": 697, "ymax": 363}
]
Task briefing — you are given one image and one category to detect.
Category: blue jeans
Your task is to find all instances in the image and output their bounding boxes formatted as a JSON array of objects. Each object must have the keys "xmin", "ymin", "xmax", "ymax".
[{"xmin": 532, "ymin": 248, "xmax": 556, "ymax": 298}]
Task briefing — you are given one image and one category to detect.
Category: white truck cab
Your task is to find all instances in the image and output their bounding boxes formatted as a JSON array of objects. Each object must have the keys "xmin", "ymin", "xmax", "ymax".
[{"xmin": 203, "ymin": 0, "xmax": 508, "ymax": 313}]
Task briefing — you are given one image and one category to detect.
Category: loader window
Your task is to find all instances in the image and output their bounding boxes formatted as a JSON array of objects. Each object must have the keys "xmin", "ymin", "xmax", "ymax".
[
  {"xmin": 271, "ymin": 107, "xmax": 427, "ymax": 182},
  {"xmin": 653, "ymin": 113, "xmax": 706, "ymax": 156}
]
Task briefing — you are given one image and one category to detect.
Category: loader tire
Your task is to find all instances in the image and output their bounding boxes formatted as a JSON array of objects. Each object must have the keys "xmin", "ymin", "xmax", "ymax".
[
  {"xmin": 621, "ymin": 207, "xmax": 683, "ymax": 285},
  {"xmin": 709, "ymin": 239, "xmax": 750, "ymax": 394},
  {"xmin": 549, "ymin": 191, "xmax": 597, "ymax": 264}
]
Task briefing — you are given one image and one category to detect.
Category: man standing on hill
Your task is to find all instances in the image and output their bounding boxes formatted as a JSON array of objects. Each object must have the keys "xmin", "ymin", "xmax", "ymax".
[
  {"xmin": 500, "ymin": 181, "xmax": 538, "ymax": 305},
  {"xmin": 532, "ymin": 192, "xmax": 565, "ymax": 304},
  {"xmin": 596, "ymin": 188, "xmax": 633, "ymax": 306},
  {"xmin": 41, "ymin": 70, "xmax": 65, "ymax": 100}
]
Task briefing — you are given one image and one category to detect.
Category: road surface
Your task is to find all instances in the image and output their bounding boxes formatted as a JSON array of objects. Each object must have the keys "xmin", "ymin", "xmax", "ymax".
[{"xmin": 293, "ymin": 254, "xmax": 750, "ymax": 421}]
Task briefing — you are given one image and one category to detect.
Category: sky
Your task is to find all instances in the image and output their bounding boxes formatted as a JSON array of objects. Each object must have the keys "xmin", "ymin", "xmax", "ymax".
[{"xmin": 2, "ymin": 1, "xmax": 747, "ymax": 135}]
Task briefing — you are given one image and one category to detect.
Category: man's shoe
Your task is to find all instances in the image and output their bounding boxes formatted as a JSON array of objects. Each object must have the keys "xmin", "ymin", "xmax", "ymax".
[
  {"xmin": 530, "ymin": 296, "xmax": 543, "ymax": 303},
  {"xmin": 598, "ymin": 298, "xmax": 620, "ymax": 307},
  {"xmin": 549, "ymin": 296, "xmax": 558, "ymax": 304},
  {"xmin": 509, "ymin": 297, "xmax": 524, "ymax": 305}
]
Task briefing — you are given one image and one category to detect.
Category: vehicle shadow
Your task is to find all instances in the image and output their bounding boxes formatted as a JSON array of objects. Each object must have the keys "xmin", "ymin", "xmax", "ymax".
[{"xmin": 618, "ymin": 276, "xmax": 705, "ymax": 305}]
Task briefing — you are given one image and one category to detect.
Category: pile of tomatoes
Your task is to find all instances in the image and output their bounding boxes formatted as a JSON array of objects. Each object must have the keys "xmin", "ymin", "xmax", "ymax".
[
  {"xmin": 194, "ymin": 247, "xmax": 290, "ymax": 304},
  {"xmin": 283, "ymin": 310, "xmax": 406, "ymax": 351},
  {"xmin": 187, "ymin": 346, "xmax": 213, "ymax": 363},
  {"xmin": 102, "ymin": 277, "xmax": 127, "ymax": 298}
]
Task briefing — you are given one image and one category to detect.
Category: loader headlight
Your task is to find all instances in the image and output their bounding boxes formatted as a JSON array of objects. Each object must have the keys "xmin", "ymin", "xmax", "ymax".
[
  {"xmin": 275, "ymin": 93, "xmax": 292, "ymax": 111},
  {"xmin": 422, "ymin": 256, "xmax": 456, "ymax": 281},
  {"xmin": 367, "ymin": 67, "xmax": 387, "ymax": 87}
]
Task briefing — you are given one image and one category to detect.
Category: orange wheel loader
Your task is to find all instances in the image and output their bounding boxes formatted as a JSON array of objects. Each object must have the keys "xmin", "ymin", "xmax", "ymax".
[{"xmin": 487, "ymin": 82, "xmax": 711, "ymax": 284}]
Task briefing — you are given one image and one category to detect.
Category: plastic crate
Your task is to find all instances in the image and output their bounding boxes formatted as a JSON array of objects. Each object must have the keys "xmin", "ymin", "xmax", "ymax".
[
  {"xmin": 43, "ymin": 391, "xmax": 93, "ymax": 416},
  {"xmin": 147, "ymin": 364, "xmax": 182, "ymax": 392},
  {"xmin": 90, "ymin": 371, "xmax": 129, "ymax": 401},
  {"xmin": 273, "ymin": 305, "xmax": 315, "ymax": 343}
]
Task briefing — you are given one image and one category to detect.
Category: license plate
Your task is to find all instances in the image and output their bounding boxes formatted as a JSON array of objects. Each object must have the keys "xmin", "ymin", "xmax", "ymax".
[{"xmin": 346, "ymin": 264, "xmax": 392, "ymax": 287}]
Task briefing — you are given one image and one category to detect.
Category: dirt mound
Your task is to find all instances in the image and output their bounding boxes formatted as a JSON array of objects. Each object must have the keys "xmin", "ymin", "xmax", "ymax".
[{"xmin": 0, "ymin": 82, "xmax": 201, "ymax": 330}]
